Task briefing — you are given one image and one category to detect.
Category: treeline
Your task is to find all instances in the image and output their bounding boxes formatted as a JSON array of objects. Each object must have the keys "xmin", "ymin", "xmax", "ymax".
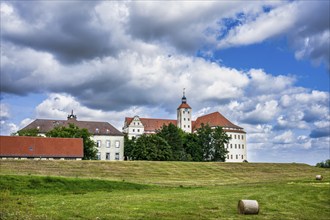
[{"xmin": 124, "ymin": 123, "xmax": 230, "ymax": 162}]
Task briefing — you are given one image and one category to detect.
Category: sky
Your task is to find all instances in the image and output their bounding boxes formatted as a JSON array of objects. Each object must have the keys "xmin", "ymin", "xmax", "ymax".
[{"xmin": 1, "ymin": 0, "xmax": 329, "ymax": 165}]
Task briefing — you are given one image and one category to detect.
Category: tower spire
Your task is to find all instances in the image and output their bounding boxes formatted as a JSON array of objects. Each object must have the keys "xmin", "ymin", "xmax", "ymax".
[{"xmin": 182, "ymin": 88, "xmax": 187, "ymax": 104}]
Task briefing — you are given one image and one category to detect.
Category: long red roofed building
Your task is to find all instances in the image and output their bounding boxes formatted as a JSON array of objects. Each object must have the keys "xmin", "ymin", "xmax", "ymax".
[{"xmin": 0, "ymin": 136, "xmax": 83, "ymax": 160}]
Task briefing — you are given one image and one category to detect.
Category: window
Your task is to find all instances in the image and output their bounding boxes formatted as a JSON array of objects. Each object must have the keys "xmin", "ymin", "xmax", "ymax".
[
  {"xmin": 97, "ymin": 140, "xmax": 101, "ymax": 148},
  {"xmin": 242, "ymin": 144, "xmax": 244, "ymax": 149},
  {"xmin": 236, "ymin": 155, "xmax": 238, "ymax": 159},
  {"xmin": 238, "ymin": 135, "xmax": 240, "ymax": 139},
  {"xmin": 115, "ymin": 141, "xmax": 120, "ymax": 148},
  {"xmin": 188, "ymin": 125, "xmax": 190, "ymax": 128},
  {"xmin": 138, "ymin": 122, "xmax": 140, "ymax": 125},
  {"xmin": 230, "ymin": 134, "xmax": 232, "ymax": 138},
  {"xmin": 133, "ymin": 129, "xmax": 135, "ymax": 132},
  {"xmin": 188, "ymin": 118, "xmax": 190, "ymax": 121},
  {"xmin": 235, "ymin": 144, "xmax": 237, "ymax": 149},
  {"xmin": 184, "ymin": 118, "xmax": 186, "ymax": 121},
  {"xmin": 184, "ymin": 125, "xmax": 186, "ymax": 128},
  {"xmin": 95, "ymin": 128, "xmax": 99, "ymax": 134},
  {"xmin": 97, "ymin": 152, "xmax": 101, "ymax": 160},
  {"xmin": 106, "ymin": 129, "xmax": 110, "ymax": 134},
  {"xmin": 242, "ymin": 135, "xmax": 244, "ymax": 140},
  {"xmin": 231, "ymin": 155, "xmax": 233, "ymax": 159},
  {"xmin": 115, "ymin": 153, "xmax": 120, "ymax": 160},
  {"xmin": 234, "ymin": 135, "xmax": 236, "ymax": 139},
  {"xmin": 137, "ymin": 129, "xmax": 140, "ymax": 132},
  {"xmin": 238, "ymin": 144, "xmax": 240, "ymax": 149},
  {"xmin": 242, "ymin": 155, "xmax": 244, "ymax": 160},
  {"xmin": 230, "ymin": 144, "xmax": 232, "ymax": 149},
  {"xmin": 106, "ymin": 140, "xmax": 110, "ymax": 148},
  {"xmin": 227, "ymin": 155, "xmax": 229, "ymax": 159},
  {"xmin": 106, "ymin": 153, "xmax": 110, "ymax": 160}
]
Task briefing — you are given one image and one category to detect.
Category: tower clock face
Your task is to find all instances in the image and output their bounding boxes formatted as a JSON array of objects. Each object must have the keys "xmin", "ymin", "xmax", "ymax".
[{"xmin": 184, "ymin": 108, "xmax": 188, "ymax": 112}]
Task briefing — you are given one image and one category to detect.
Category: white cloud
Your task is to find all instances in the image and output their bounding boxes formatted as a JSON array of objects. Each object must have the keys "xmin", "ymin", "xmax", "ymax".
[
  {"xmin": 274, "ymin": 130, "xmax": 295, "ymax": 145},
  {"xmin": 0, "ymin": 120, "xmax": 18, "ymax": 135},
  {"xmin": 242, "ymin": 100, "xmax": 279, "ymax": 124},
  {"xmin": 217, "ymin": 1, "xmax": 298, "ymax": 48},
  {"xmin": 0, "ymin": 103, "xmax": 10, "ymax": 120}
]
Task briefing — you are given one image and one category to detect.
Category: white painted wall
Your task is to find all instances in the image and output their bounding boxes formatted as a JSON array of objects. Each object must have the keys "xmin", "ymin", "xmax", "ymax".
[
  {"xmin": 92, "ymin": 135, "xmax": 124, "ymax": 161},
  {"xmin": 225, "ymin": 131, "xmax": 247, "ymax": 162}
]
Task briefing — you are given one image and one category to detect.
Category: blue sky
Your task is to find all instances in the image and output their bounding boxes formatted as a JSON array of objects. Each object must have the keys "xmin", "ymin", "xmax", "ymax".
[{"xmin": 1, "ymin": 1, "xmax": 329, "ymax": 165}]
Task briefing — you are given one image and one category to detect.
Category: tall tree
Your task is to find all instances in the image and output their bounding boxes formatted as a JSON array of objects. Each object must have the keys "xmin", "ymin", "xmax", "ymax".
[
  {"xmin": 196, "ymin": 123, "xmax": 213, "ymax": 161},
  {"xmin": 183, "ymin": 133, "xmax": 203, "ymax": 161},
  {"xmin": 46, "ymin": 123, "xmax": 97, "ymax": 160},
  {"xmin": 131, "ymin": 134, "xmax": 172, "ymax": 161},
  {"xmin": 124, "ymin": 135, "xmax": 136, "ymax": 160},
  {"xmin": 195, "ymin": 123, "xmax": 230, "ymax": 162},
  {"xmin": 157, "ymin": 123, "xmax": 185, "ymax": 160},
  {"xmin": 211, "ymin": 126, "xmax": 230, "ymax": 161}
]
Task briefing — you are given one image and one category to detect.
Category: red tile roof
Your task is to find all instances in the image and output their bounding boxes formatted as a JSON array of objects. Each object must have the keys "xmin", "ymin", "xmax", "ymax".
[
  {"xmin": 125, "ymin": 117, "xmax": 177, "ymax": 132},
  {"xmin": 0, "ymin": 136, "xmax": 83, "ymax": 158},
  {"xmin": 125, "ymin": 111, "xmax": 244, "ymax": 133},
  {"xmin": 177, "ymin": 103, "xmax": 191, "ymax": 109},
  {"xmin": 21, "ymin": 118, "xmax": 123, "ymax": 136},
  {"xmin": 193, "ymin": 112, "xmax": 243, "ymax": 130}
]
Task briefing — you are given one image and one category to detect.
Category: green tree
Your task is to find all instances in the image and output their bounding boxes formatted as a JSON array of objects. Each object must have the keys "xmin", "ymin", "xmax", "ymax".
[
  {"xmin": 211, "ymin": 126, "xmax": 230, "ymax": 161},
  {"xmin": 124, "ymin": 135, "xmax": 136, "ymax": 160},
  {"xmin": 316, "ymin": 159, "xmax": 330, "ymax": 168},
  {"xmin": 15, "ymin": 128, "xmax": 40, "ymax": 136},
  {"xmin": 196, "ymin": 123, "xmax": 213, "ymax": 161},
  {"xmin": 157, "ymin": 123, "xmax": 185, "ymax": 160},
  {"xmin": 131, "ymin": 134, "xmax": 172, "ymax": 161},
  {"xmin": 183, "ymin": 133, "xmax": 203, "ymax": 161},
  {"xmin": 195, "ymin": 123, "xmax": 230, "ymax": 162},
  {"xmin": 46, "ymin": 123, "xmax": 97, "ymax": 160}
]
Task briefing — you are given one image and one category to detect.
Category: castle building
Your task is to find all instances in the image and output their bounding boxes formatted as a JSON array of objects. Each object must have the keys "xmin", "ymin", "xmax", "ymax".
[
  {"xmin": 123, "ymin": 93, "xmax": 247, "ymax": 162},
  {"xmin": 20, "ymin": 112, "xmax": 124, "ymax": 161}
]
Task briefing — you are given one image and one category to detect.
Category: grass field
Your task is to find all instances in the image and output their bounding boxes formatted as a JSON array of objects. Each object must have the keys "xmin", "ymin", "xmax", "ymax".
[{"xmin": 1, "ymin": 160, "xmax": 329, "ymax": 219}]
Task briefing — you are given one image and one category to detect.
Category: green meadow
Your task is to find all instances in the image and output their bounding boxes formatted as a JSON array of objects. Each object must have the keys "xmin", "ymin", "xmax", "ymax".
[{"xmin": 1, "ymin": 160, "xmax": 329, "ymax": 219}]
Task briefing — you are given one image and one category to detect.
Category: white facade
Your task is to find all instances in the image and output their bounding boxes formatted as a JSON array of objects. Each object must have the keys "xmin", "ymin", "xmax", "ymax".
[
  {"xmin": 177, "ymin": 106, "xmax": 192, "ymax": 133},
  {"xmin": 94, "ymin": 135, "xmax": 124, "ymax": 161},
  {"xmin": 123, "ymin": 116, "xmax": 144, "ymax": 139},
  {"xmin": 225, "ymin": 131, "xmax": 247, "ymax": 162}
]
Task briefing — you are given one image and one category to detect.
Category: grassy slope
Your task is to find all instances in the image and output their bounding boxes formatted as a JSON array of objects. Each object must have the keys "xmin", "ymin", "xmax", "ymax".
[
  {"xmin": 1, "ymin": 160, "xmax": 329, "ymax": 220},
  {"xmin": 1, "ymin": 160, "xmax": 329, "ymax": 186}
]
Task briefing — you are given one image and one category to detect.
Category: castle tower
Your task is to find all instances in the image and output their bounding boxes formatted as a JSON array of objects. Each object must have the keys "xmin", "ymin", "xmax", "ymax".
[{"xmin": 177, "ymin": 89, "xmax": 192, "ymax": 133}]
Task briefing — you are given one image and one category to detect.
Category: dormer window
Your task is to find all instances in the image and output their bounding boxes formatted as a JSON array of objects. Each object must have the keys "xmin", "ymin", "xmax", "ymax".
[{"xmin": 95, "ymin": 128, "xmax": 99, "ymax": 134}]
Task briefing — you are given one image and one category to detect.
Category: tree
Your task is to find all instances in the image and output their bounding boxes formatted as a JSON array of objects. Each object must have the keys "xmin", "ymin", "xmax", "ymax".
[
  {"xmin": 195, "ymin": 123, "xmax": 229, "ymax": 162},
  {"xmin": 316, "ymin": 159, "xmax": 330, "ymax": 168},
  {"xmin": 196, "ymin": 123, "xmax": 213, "ymax": 161},
  {"xmin": 15, "ymin": 128, "xmax": 40, "ymax": 137},
  {"xmin": 124, "ymin": 135, "xmax": 135, "ymax": 160},
  {"xmin": 183, "ymin": 133, "xmax": 203, "ymax": 161},
  {"xmin": 130, "ymin": 134, "xmax": 172, "ymax": 161},
  {"xmin": 46, "ymin": 123, "xmax": 97, "ymax": 160},
  {"xmin": 211, "ymin": 126, "xmax": 230, "ymax": 161},
  {"xmin": 157, "ymin": 123, "xmax": 185, "ymax": 160}
]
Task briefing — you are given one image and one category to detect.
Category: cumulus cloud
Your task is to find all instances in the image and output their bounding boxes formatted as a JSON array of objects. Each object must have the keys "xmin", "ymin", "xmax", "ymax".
[
  {"xmin": 217, "ymin": 1, "xmax": 297, "ymax": 48},
  {"xmin": 217, "ymin": 1, "xmax": 329, "ymax": 68},
  {"xmin": 0, "ymin": 103, "xmax": 10, "ymax": 120}
]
